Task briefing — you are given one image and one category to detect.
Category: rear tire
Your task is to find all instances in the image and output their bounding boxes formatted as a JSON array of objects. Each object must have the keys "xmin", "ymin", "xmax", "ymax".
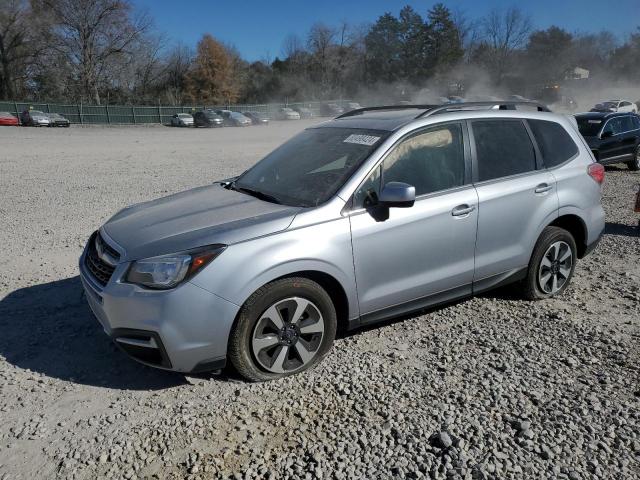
[
  {"xmin": 228, "ymin": 277, "xmax": 337, "ymax": 382},
  {"xmin": 627, "ymin": 146, "xmax": 640, "ymax": 171},
  {"xmin": 522, "ymin": 226, "xmax": 577, "ymax": 300}
]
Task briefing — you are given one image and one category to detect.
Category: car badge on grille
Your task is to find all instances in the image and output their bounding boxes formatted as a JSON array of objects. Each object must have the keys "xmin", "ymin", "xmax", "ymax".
[{"xmin": 95, "ymin": 234, "xmax": 118, "ymax": 267}]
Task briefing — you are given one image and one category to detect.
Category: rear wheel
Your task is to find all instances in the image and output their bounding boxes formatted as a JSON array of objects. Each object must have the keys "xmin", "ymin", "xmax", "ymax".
[
  {"xmin": 228, "ymin": 277, "xmax": 337, "ymax": 382},
  {"xmin": 522, "ymin": 226, "xmax": 577, "ymax": 300},
  {"xmin": 626, "ymin": 146, "xmax": 640, "ymax": 171}
]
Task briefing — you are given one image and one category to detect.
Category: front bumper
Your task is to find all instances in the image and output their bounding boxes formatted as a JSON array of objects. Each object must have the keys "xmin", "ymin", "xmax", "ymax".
[{"xmin": 79, "ymin": 243, "xmax": 240, "ymax": 373}]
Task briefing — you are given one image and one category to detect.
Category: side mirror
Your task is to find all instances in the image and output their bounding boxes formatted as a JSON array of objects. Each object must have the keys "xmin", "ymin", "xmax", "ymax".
[
  {"xmin": 379, "ymin": 182, "xmax": 415, "ymax": 208},
  {"xmin": 601, "ymin": 130, "xmax": 613, "ymax": 139}
]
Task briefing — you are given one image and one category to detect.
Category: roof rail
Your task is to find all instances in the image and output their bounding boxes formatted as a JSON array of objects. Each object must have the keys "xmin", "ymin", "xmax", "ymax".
[
  {"xmin": 336, "ymin": 104, "xmax": 438, "ymax": 119},
  {"xmin": 335, "ymin": 101, "xmax": 551, "ymax": 120},
  {"xmin": 416, "ymin": 101, "xmax": 551, "ymax": 118}
]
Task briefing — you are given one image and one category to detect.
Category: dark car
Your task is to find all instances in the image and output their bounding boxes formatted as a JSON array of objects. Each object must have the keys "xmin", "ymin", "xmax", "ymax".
[
  {"xmin": 243, "ymin": 111, "xmax": 269, "ymax": 125},
  {"xmin": 194, "ymin": 110, "xmax": 223, "ymax": 127},
  {"xmin": 319, "ymin": 103, "xmax": 344, "ymax": 117},
  {"xmin": 47, "ymin": 112, "xmax": 70, "ymax": 127},
  {"xmin": 20, "ymin": 109, "xmax": 50, "ymax": 126},
  {"xmin": 215, "ymin": 110, "xmax": 252, "ymax": 127},
  {"xmin": 292, "ymin": 106, "xmax": 313, "ymax": 118},
  {"xmin": 575, "ymin": 112, "xmax": 640, "ymax": 170}
]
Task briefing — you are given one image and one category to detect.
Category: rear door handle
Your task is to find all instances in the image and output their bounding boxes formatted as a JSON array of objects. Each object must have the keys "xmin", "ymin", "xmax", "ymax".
[
  {"xmin": 535, "ymin": 183, "xmax": 553, "ymax": 194},
  {"xmin": 451, "ymin": 204, "xmax": 476, "ymax": 217}
]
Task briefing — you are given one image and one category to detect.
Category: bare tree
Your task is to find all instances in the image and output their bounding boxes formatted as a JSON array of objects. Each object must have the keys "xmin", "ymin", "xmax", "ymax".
[
  {"xmin": 35, "ymin": 0, "xmax": 151, "ymax": 104},
  {"xmin": 480, "ymin": 7, "xmax": 532, "ymax": 82},
  {"xmin": 0, "ymin": 0, "xmax": 44, "ymax": 99}
]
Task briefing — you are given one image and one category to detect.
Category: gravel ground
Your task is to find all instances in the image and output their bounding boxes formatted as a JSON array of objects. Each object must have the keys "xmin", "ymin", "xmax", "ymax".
[{"xmin": 0, "ymin": 122, "xmax": 639, "ymax": 480}]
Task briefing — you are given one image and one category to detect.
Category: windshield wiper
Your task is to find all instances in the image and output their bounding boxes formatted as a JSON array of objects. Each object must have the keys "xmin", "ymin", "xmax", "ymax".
[{"xmin": 228, "ymin": 183, "xmax": 282, "ymax": 204}]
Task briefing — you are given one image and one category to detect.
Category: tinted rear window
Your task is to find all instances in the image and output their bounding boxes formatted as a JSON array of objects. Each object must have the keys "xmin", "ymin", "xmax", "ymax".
[
  {"xmin": 528, "ymin": 119, "xmax": 578, "ymax": 168},
  {"xmin": 576, "ymin": 117, "xmax": 602, "ymax": 136},
  {"xmin": 473, "ymin": 120, "xmax": 536, "ymax": 182}
]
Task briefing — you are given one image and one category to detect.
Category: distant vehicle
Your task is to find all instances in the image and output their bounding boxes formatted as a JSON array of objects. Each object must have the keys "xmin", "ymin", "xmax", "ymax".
[
  {"xmin": 215, "ymin": 110, "xmax": 252, "ymax": 126},
  {"xmin": 575, "ymin": 111, "xmax": 640, "ymax": 170},
  {"xmin": 320, "ymin": 103, "xmax": 344, "ymax": 116},
  {"xmin": 292, "ymin": 106, "xmax": 313, "ymax": 118},
  {"xmin": 276, "ymin": 107, "xmax": 301, "ymax": 120},
  {"xmin": 47, "ymin": 112, "xmax": 70, "ymax": 127},
  {"xmin": 171, "ymin": 113, "xmax": 194, "ymax": 127},
  {"xmin": 346, "ymin": 102, "xmax": 362, "ymax": 111},
  {"xmin": 591, "ymin": 100, "xmax": 638, "ymax": 114},
  {"xmin": 193, "ymin": 110, "xmax": 223, "ymax": 128},
  {"xmin": 20, "ymin": 110, "xmax": 50, "ymax": 126},
  {"xmin": 243, "ymin": 111, "xmax": 269, "ymax": 125},
  {"xmin": 0, "ymin": 112, "xmax": 19, "ymax": 126}
]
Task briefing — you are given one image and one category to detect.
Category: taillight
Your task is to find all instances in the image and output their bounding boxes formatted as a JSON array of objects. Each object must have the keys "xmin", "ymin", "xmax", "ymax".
[{"xmin": 588, "ymin": 163, "xmax": 605, "ymax": 184}]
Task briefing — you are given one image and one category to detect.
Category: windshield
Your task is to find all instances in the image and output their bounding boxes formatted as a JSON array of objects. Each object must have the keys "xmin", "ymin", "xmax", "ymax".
[
  {"xmin": 178, "ymin": 113, "xmax": 191, "ymax": 118},
  {"xmin": 600, "ymin": 102, "xmax": 617, "ymax": 109},
  {"xmin": 577, "ymin": 118, "xmax": 602, "ymax": 136},
  {"xmin": 234, "ymin": 127, "xmax": 388, "ymax": 207},
  {"xmin": 231, "ymin": 112, "xmax": 246, "ymax": 120}
]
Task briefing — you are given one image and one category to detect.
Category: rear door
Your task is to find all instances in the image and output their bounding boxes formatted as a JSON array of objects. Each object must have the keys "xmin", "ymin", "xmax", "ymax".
[{"xmin": 470, "ymin": 119, "xmax": 558, "ymax": 288}]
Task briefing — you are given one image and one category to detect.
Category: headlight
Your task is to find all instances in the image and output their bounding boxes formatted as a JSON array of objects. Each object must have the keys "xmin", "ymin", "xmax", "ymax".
[{"xmin": 126, "ymin": 245, "xmax": 225, "ymax": 289}]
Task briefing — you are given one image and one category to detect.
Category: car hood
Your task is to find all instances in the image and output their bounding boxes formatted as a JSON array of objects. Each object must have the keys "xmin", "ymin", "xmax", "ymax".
[{"xmin": 102, "ymin": 183, "xmax": 301, "ymax": 261}]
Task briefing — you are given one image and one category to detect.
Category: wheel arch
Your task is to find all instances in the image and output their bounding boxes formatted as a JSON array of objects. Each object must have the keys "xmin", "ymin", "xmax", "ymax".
[{"xmin": 548, "ymin": 214, "xmax": 588, "ymax": 258}]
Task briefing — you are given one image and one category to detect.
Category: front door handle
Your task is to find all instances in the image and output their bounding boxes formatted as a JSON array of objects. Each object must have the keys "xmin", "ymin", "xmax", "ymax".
[
  {"xmin": 535, "ymin": 183, "xmax": 553, "ymax": 194},
  {"xmin": 451, "ymin": 204, "xmax": 476, "ymax": 217}
]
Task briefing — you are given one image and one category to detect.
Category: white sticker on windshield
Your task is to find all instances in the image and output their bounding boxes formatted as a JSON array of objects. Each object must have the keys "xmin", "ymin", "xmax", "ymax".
[{"xmin": 344, "ymin": 134, "xmax": 380, "ymax": 146}]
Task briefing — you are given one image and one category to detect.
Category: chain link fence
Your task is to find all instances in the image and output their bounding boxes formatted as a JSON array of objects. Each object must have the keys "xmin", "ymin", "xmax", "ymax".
[{"xmin": 0, "ymin": 100, "xmax": 354, "ymax": 125}]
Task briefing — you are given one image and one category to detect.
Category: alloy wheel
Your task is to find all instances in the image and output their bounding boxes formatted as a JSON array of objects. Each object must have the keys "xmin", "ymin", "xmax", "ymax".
[
  {"xmin": 538, "ymin": 241, "xmax": 573, "ymax": 294},
  {"xmin": 251, "ymin": 297, "xmax": 325, "ymax": 373}
]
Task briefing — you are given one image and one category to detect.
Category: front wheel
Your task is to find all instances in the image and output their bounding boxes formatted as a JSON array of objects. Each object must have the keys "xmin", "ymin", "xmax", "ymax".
[
  {"xmin": 522, "ymin": 226, "xmax": 577, "ymax": 300},
  {"xmin": 627, "ymin": 146, "xmax": 640, "ymax": 171},
  {"xmin": 228, "ymin": 277, "xmax": 337, "ymax": 382}
]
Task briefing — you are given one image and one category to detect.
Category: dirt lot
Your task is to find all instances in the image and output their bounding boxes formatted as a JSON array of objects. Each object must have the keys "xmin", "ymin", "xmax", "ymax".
[{"xmin": 0, "ymin": 122, "xmax": 639, "ymax": 480}]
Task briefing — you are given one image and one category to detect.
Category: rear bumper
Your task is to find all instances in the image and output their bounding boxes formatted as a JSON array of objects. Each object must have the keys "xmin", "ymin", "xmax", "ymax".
[{"xmin": 79, "ymin": 246, "xmax": 240, "ymax": 373}]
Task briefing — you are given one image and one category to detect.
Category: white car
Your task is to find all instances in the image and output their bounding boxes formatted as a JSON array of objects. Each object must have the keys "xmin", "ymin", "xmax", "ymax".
[
  {"xmin": 591, "ymin": 100, "xmax": 638, "ymax": 113},
  {"xmin": 277, "ymin": 108, "xmax": 301, "ymax": 120},
  {"xmin": 171, "ymin": 113, "xmax": 194, "ymax": 127}
]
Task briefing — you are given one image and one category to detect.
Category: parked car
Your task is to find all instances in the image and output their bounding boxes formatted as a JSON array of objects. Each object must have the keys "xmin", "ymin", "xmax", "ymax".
[
  {"xmin": 193, "ymin": 110, "xmax": 223, "ymax": 127},
  {"xmin": 276, "ymin": 107, "xmax": 301, "ymax": 120},
  {"xmin": 20, "ymin": 110, "xmax": 50, "ymax": 126},
  {"xmin": 47, "ymin": 112, "xmax": 70, "ymax": 127},
  {"xmin": 591, "ymin": 100, "xmax": 638, "ymax": 113},
  {"xmin": 0, "ymin": 112, "xmax": 19, "ymax": 126},
  {"xmin": 171, "ymin": 113, "xmax": 194, "ymax": 127},
  {"xmin": 575, "ymin": 112, "xmax": 640, "ymax": 170},
  {"xmin": 215, "ymin": 110, "xmax": 252, "ymax": 127},
  {"xmin": 292, "ymin": 106, "xmax": 313, "ymax": 118},
  {"xmin": 320, "ymin": 103, "xmax": 344, "ymax": 116},
  {"xmin": 243, "ymin": 111, "xmax": 269, "ymax": 125},
  {"xmin": 80, "ymin": 101, "xmax": 604, "ymax": 381}
]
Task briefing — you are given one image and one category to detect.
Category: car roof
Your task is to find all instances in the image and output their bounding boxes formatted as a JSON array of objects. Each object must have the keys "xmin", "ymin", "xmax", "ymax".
[
  {"xmin": 576, "ymin": 111, "xmax": 635, "ymax": 120},
  {"xmin": 315, "ymin": 103, "xmax": 561, "ymax": 132}
]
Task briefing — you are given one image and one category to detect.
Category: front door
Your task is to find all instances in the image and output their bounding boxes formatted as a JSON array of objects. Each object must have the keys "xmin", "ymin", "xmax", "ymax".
[{"xmin": 349, "ymin": 122, "xmax": 478, "ymax": 321}]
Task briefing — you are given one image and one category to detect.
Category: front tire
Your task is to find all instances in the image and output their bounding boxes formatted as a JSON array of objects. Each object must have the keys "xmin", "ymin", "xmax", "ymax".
[
  {"xmin": 228, "ymin": 277, "xmax": 337, "ymax": 382},
  {"xmin": 522, "ymin": 226, "xmax": 577, "ymax": 300},
  {"xmin": 627, "ymin": 146, "xmax": 640, "ymax": 171}
]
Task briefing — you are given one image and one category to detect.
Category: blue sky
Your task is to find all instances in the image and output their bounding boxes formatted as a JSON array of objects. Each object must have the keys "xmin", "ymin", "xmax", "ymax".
[{"xmin": 132, "ymin": 0, "xmax": 640, "ymax": 61}]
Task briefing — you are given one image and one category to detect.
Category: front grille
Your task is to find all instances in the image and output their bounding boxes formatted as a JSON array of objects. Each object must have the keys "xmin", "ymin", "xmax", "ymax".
[{"xmin": 84, "ymin": 231, "xmax": 119, "ymax": 286}]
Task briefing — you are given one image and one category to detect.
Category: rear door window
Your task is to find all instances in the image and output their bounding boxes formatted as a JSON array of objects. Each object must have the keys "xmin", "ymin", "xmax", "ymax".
[
  {"xmin": 528, "ymin": 119, "xmax": 578, "ymax": 168},
  {"xmin": 472, "ymin": 120, "xmax": 537, "ymax": 182}
]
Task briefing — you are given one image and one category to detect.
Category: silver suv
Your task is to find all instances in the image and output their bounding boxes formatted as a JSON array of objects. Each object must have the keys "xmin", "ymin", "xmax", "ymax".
[{"xmin": 80, "ymin": 102, "xmax": 605, "ymax": 381}]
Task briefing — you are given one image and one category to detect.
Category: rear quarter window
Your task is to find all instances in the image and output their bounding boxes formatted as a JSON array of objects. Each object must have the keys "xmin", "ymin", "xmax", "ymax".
[{"xmin": 528, "ymin": 119, "xmax": 579, "ymax": 168}]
